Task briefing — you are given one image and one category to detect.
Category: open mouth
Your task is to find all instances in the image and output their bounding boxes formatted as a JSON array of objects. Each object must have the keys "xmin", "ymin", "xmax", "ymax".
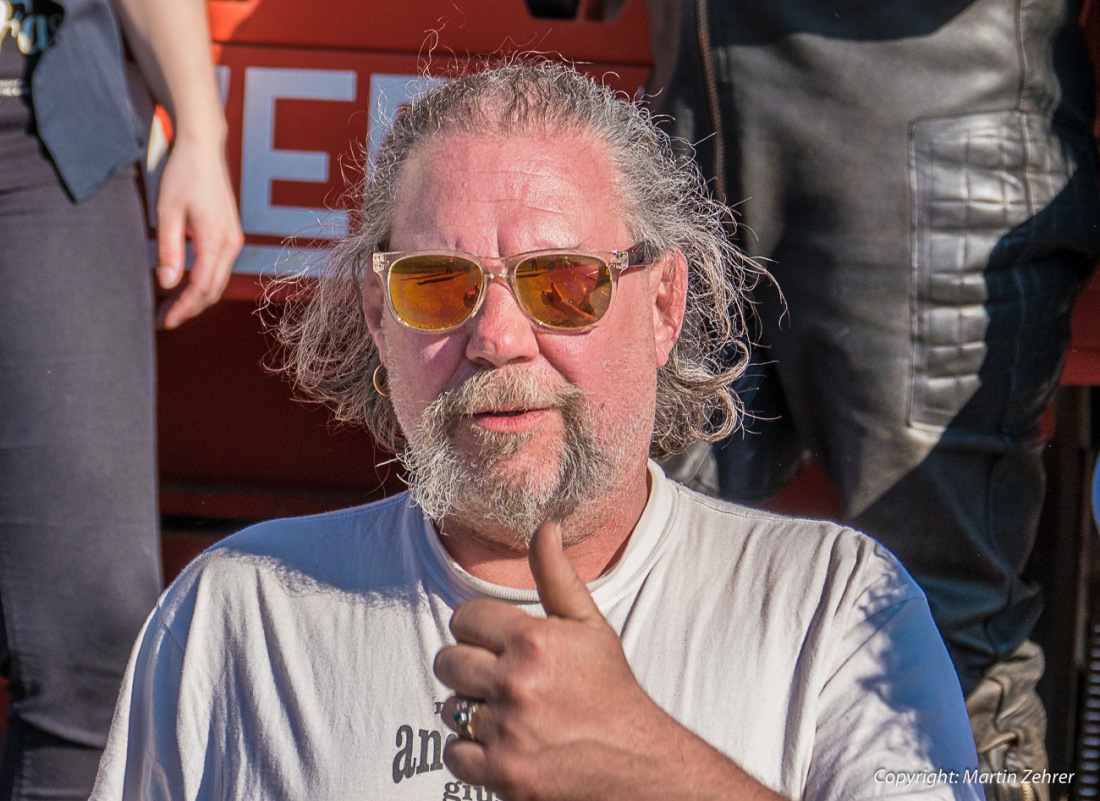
[
  {"xmin": 472, "ymin": 406, "xmax": 538, "ymax": 417},
  {"xmin": 491, "ymin": 409, "xmax": 531, "ymax": 417},
  {"xmin": 467, "ymin": 407, "xmax": 550, "ymax": 429}
]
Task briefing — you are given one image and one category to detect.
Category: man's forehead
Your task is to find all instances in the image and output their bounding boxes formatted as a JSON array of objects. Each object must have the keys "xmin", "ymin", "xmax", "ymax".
[
  {"xmin": 403, "ymin": 130, "xmax": 613, "ymax": 186},
  {"xmin": 389, "ymin": 132, "xmax": 628, "ymax": 249}
]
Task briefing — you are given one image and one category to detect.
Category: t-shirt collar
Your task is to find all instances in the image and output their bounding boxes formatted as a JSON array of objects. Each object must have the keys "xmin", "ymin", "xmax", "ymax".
[{"xmin": 414, "ymin": 460, "xmax": 677, "ymax": 611}]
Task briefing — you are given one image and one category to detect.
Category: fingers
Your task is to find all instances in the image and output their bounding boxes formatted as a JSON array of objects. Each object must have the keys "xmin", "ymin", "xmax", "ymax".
[
  {"xmin": 440, "ymin": 696, "xmax": 491, "ymax": 740},
  {"xmin": 528, "ymin": 521, "xmax": 603, "ymax": 625},
  {"xmin": 155, "ymin": 204, "xmax": 186, "ymax": 292},
  {"xmin": 434, "ymin": 643, "xmax": 499, "ymax": 700},
  {"xmin": 439, "ymin": 697, "xmax": 503, "ymax": 793},
  {"xmin": 154, "ymin": 141, "xmax": 243, "ymax": 329},
  {"xmin": 155, "ymin": 198, "xmax": 241, "ymax": 329},
  {"xmin": 435, "ymin": 530, "xmax": 625, "ymax": 800},
  {"xmin": 440, "ymin": 726, "xmax": 494, "ymax": 790},
  {"xmin": 156, "ymin": 224, "xmax": 238, "ymax": 329},
  {"xmin": 449, "ymin": 598, "xmax": 530, "ymax": 653},
  {"xmin": 434, "ymin": 644, "xmax": 503, "ymax": 788}
]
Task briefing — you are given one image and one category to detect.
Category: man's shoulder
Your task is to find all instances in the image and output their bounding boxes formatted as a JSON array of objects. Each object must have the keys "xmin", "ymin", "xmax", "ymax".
[
  {"xmin": 662, "ymin": 479, "xmax": 923, "ymax": 609},
  {"xmin": 667, "ymin": 478, "xmax": 864, "ymax": 550},
  {"xmin": 211, "ymin": 492, "xmax": 416, "ymax": 558},
  {"xmin": 157, "ymin": 493, "xmax": 422, "ymax": 627}
]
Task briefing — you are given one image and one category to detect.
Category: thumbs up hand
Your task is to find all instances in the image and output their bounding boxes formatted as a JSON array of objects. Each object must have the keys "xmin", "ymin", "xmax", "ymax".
[
  {"xmin": 434, "ymin": 522, "xmax": 663, "ymax": 800},
  {"xmin": 434, "ymin": 523, "xmax": 790, "ymax": 801},
  {"xmin": 525, "ymin": 520, "xmax": 606, "ymax": 625}
]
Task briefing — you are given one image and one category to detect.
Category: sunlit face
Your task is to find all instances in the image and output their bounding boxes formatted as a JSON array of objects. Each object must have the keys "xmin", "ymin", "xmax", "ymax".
[{"xmin": 363, "ymin": 131, "xmax": 682, "ymax": 545}]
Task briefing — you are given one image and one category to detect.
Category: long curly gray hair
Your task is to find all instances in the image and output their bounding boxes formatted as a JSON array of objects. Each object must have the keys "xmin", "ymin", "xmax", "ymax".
[{"xmin": 271, "ymin": 59, "xmax": 762, "ymax": 460}]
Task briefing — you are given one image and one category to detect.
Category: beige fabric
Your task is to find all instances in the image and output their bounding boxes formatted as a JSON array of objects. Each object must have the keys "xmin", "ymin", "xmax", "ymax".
[{"xmin": 966, "ymin": 641, "xmax": 1049, "ymax": 801}]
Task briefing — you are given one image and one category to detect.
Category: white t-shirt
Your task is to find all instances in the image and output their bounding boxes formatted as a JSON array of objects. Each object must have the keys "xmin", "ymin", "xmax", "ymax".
[{"xmin": 91, "ymin": 463, "xmax": 982, "ymax": 800}]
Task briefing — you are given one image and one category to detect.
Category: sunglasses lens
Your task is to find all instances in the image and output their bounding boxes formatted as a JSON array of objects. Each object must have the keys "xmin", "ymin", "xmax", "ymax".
[
  {"xmin": 388, "ymin": 255, "xmax": 482, "ymax": 330},
  {"xmin": 515, "ymin": 254, "xmax": 612, "ymax": 329}
]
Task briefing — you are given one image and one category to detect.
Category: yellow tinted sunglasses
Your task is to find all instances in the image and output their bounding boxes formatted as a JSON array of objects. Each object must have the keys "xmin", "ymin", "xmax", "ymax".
[{"xmin": 372, "ymin": 243, "xmax": 656, "ymax": 332}]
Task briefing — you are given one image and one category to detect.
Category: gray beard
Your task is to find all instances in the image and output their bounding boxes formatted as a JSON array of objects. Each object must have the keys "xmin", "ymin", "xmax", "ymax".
[{"xmin": 398, "ymin": 370, "xmax": 617, "ymax": 545}]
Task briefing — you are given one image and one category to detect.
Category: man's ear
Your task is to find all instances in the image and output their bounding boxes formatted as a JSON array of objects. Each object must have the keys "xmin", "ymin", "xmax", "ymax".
[
  {"xmin": 362, "ymin": 275, "xmax": 389, "ymax": 367},
  {"xmin": 650, "ymin": 248, "xmax": 687, "ymax": 368}
]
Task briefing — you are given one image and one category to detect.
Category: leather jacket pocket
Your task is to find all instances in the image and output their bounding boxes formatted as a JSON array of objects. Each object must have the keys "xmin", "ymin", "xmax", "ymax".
[{"xmin": 907, "ymin": 110, "xmax": 1090, "ymax": 434}]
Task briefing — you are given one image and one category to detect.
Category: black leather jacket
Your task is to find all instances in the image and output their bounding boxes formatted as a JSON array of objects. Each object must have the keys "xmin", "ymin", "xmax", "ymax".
[{"xmin": 645, "ymin": 0, "xmax": 1099, "ymax": 211}]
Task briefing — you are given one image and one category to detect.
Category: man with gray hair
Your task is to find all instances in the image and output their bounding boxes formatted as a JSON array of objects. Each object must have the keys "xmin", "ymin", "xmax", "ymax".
[{"xmin": 91, "ymin": 61, "xmax": 981, "ymax": 800}]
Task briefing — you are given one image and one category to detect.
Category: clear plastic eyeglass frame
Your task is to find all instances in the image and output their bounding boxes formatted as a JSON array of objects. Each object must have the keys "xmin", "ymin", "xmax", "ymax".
[{"xmin": 371, "ymin": 242, "xmax": 657, "ymax": 333}]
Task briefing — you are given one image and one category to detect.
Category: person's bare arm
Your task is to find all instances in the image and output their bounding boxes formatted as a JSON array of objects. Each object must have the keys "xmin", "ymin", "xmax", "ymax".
[
  {"xmin": 111, "ymin": 0, "xmax": 242, "ymax": 329},
  {"xmin": 434, "ymin": 522, "xmax": 789, "ymax": 801}
]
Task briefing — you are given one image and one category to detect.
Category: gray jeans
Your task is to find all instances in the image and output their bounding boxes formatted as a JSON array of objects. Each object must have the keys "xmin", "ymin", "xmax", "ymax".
[{"xmin": 0, "ymin": 173, "xmax": 161, "ymax": 800}]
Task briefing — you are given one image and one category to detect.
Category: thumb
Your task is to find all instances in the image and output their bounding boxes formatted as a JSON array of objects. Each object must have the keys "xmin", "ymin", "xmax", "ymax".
[
  {"xmin": 155, "ymin": 204, "xmax": 186, "ymax": 290},
  {"xmin": 529, "ymin": 521, "xmax": 603, "ymax": 625}
]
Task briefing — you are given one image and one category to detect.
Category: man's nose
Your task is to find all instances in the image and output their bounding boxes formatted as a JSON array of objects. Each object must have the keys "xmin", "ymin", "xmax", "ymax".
[{"xmin": 465, "ymin": 279, "xmax": 540, "ymax": 367}]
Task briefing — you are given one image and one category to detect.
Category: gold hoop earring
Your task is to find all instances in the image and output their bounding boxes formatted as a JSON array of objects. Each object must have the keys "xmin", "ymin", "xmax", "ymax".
[{"xmin": 372, "ymin": 365, "xmax": 391, "ymax": 398}]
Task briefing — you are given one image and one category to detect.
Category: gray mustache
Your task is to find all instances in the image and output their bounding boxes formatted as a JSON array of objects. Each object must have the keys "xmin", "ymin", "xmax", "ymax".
[{"xmin": 433, "ymin": 370, "xmax": 580, "ymax": 421}]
